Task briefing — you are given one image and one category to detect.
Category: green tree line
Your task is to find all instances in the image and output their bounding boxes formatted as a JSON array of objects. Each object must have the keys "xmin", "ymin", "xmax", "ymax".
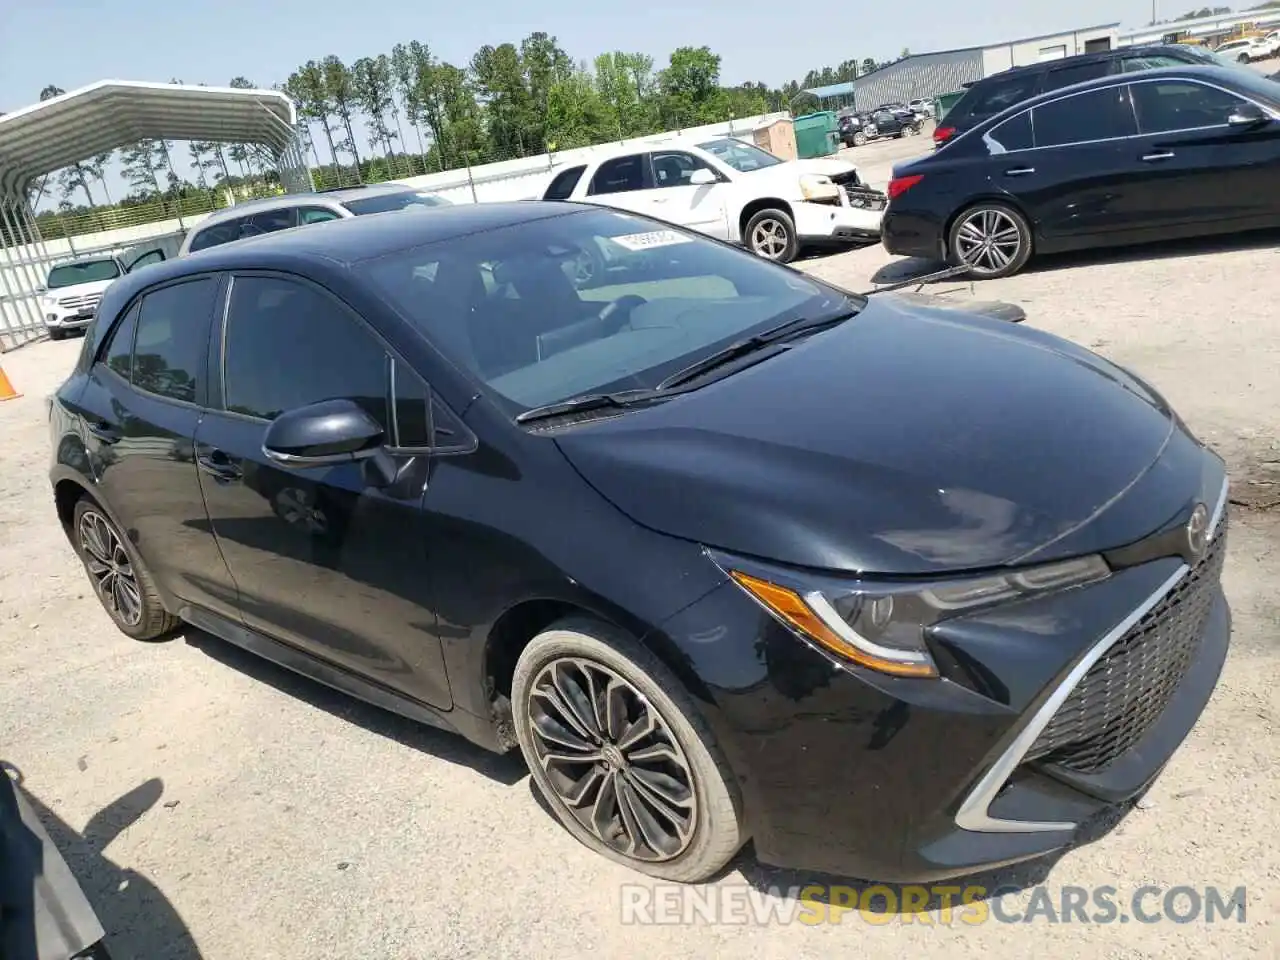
[{"xmin": 29, "ymin": 37, "xmax": 904, "ymax": 230}]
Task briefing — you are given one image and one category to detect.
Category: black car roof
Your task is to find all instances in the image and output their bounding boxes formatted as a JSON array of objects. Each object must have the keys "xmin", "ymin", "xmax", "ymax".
[
  {"xmin": 972, "ymin": 44, "xmax": 1201, "ymax": 83},
  {"xmin": 992, "ymin": 64, "xmax": 1271, "ymax": 118}
]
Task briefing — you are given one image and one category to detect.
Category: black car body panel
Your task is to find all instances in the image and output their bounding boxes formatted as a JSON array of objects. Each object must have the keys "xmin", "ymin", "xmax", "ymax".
[
  {"xmin": 554, "ymin": 299, "xmax": 1180, "ymax": 575},
  {"xmin": 886, "ymin": 65, "xmax": 1280, "ymax": 265},
  {"xmin": 48, "ymin": 202, "xmax": 1232, "ymax": 882},
  {"xmin": 934, "ymin": 43, "xmax": 1254, "ymax": 145}
]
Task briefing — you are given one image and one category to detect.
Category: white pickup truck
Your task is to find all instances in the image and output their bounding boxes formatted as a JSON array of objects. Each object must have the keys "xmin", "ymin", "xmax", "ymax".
[{"xmin": 39, "ymin": 248, "xmax": 166, "ymax": 340}]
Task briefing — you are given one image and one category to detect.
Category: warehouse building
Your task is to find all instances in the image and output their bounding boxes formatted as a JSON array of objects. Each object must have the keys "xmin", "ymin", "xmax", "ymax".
[{"xmin": 803, "ymin": 23, "xmax": 1121, "ymax": 110}]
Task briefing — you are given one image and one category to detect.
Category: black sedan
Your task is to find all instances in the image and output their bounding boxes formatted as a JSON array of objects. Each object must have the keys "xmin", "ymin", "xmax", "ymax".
[
  {"xmin": 49, "ymin": 201, "xmax": 1230, "ymax": 883},
  {"xmin": 884, "ymin": 64, "xmax": 1280, "ymax": 278}
]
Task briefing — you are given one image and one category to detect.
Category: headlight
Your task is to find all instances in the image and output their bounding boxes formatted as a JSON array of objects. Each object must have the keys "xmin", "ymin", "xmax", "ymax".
[
  {"xmin": 799, "ymin": 174, "xmax": 839, "ymax": 201},
  {"xmin": 41, "ymin": 294, "xmax": 57, "ymax": 307},
  {"xmin": 718, "ymin": 553, "xmax": 1111, "ymax": 679}
]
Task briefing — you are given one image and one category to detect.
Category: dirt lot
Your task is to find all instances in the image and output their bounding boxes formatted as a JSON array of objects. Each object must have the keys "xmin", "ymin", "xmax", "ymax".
[{"xmin": 2, "ymin": 133, "xmax": 1278, "ymax": 958}]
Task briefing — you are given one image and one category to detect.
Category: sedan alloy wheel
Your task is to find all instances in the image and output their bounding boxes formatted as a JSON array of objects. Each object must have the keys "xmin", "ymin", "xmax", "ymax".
[
  {"xmin": 527, "ymin": 657, "xmax": 697, "ymax": 861},
  {"xmin": 950, "ymin": 204, "xmax": 1032, "ymax": 279}
]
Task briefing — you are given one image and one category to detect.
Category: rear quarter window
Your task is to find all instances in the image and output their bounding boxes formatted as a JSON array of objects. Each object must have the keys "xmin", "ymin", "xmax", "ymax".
[
  {"xmin": 952, "ymin": 73, "xmax": 1042, "ymax": 124},
  {"xmin": 188, "ymin": 220, "xmax": 243, "ymax": 253}
]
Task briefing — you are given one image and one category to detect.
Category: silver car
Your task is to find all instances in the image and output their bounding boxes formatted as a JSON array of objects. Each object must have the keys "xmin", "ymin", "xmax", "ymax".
[{"xmin": 179, "ymin": 184, "xmax": 450, "ymax": 256}]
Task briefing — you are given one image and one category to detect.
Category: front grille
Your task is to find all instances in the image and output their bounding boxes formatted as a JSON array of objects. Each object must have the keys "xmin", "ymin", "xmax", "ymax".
[
  {"xmin": 1026, "ymin": 510, "xmax": 1228, "ymax": 774},
  {"xmin": 57, "ymin": 292, "xmax": 102, "ymax": 309},
  {"xmin": 844, "ymin": 184, "xmax": 887, "ymax": 211}
]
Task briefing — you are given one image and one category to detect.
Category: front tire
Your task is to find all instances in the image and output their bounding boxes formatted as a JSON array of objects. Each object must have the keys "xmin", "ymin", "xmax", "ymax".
[
  {"xmin": 512, "ymin": 617, "xmax": 744, "ymax": 883},
  {"xmin": 72, "ymin": 498, "xmax": 178, "ymax": 641},
  {"xmin": 48, "ymin": 329, "xmax": 65, "ymax": 341},
  {"xmin": 744, "ymin": 207, "xmax": 799, "ymax": 263},
  {"xmin": 947, "ymin": 201, "xmax": 1034, "ymax": 279},
  {"xmin": 853, "ymin": 130, "xmax": 868, "ymax": 146}
]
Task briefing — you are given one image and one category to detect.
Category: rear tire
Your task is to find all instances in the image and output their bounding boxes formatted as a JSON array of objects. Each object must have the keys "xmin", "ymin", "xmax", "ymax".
[
  {"xmin": 72, "ymin": 498, "xmax": 178, "ymax": 641},
  {"xmin": 744, "ymin": 207, "xmax": 799, "ymax": 263},
  {"xmin": 511, "ymin": 617, "xmax": 744, "ymax": 883},
  {"xmin": 947, "ymin": 201, "xmax": 1034, "ymax": 279}
]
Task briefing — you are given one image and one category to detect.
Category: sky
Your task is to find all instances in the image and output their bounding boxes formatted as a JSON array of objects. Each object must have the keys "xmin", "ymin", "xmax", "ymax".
[{"xmin": 1, "ymin": 0, "xmax": 1159, "ymax": 203}]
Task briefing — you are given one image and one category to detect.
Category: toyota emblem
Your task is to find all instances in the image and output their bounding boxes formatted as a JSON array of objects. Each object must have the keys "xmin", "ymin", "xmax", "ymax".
[{"xmin": 1185, "ymin": 503, "xmax": 1209, "ymax": 560}]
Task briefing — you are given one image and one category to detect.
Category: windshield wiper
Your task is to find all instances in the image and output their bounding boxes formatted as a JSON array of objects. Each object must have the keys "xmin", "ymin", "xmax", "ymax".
[
  {"xmin": 657, "ymin": 307, "xmax": 861, "ymax": 391},
  {"xmin": 515, "ymin": 388, "xmax": 666, "ymax": 424}
]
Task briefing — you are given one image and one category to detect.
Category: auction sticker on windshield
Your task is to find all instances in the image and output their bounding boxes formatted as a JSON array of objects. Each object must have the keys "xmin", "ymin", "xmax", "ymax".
[{"xmin": 611, "ymin": 230, "xmax": 694, "ymax": 251}]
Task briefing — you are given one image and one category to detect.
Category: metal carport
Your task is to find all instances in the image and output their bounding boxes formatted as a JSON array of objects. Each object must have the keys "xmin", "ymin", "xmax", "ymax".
[{"xmin": 0, "ymin": 80, "xmax": 306, "ymax": 350}]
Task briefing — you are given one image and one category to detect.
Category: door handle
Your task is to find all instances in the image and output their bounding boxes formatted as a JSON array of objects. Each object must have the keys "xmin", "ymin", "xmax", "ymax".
[
  {"xmin": 650, "ymin": 197, "xmax": 669, "ymax": 204},
  {"xmin": 86, "ymin": 421, "xmax": 120, "ymax": 444},
  {"xmin": 1004, "ymin": 167, "xmax": 1036, "ymax": 176},
  {"xmin": 197, "ymin": 452, "xmax": 242, "ymax": 483},
  {"xmin": 1141, "ymin": 150, "xmax": 1175, "ymax": 162}
]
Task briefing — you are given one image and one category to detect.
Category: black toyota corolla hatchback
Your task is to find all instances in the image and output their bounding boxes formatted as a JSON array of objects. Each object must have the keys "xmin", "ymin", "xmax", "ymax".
[{"xmin": 49, "ymin": 201, "xmax": 1230, "ymax": 883}]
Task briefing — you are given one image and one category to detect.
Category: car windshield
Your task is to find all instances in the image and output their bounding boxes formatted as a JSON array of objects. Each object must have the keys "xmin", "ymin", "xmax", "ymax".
[
  {"xmin": 46, "ymin": 259, "xmax": 121, "ymax": 289},
  {"xmin": 358, "ymin": 207, "xmax": 854, "ymax": 413},
  {"xmin": 696, "ymin": 138, "xmax": 784, "ymax": 172},
  {"xmin": 340, "ymin": 190, "xmax": 449, "ymax": 216}
]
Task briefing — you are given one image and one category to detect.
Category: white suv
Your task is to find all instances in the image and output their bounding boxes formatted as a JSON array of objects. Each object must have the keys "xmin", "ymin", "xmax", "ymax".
[
  {"xmin": 540, "ymin": 137, "xmax": 884, "ymax": 263},
  {"xmin": 40, "ymin": 250, "xmax": 165, "ymax": 340}
]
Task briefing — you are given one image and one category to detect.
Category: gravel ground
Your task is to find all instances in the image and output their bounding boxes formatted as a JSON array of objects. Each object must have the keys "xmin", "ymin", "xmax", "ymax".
[{"xmin": 1, "ymin": 133, "xmax": 1278, "ymax": 958}]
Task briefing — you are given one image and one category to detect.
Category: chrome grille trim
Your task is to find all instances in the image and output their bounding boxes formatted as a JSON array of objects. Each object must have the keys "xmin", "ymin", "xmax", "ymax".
[{"xmin": 954, "ymin": 473, "xmax": 1229, "ymax": 835}]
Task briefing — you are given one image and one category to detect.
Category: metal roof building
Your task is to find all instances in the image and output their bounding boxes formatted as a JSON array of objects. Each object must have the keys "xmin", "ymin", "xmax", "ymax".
[
  {"xmin": 0, "ymin": 80, "xmax": 307, "ymax": 349},
  {"xmin": 804, "ymin": 23, "xmax": 1121, "ymax": 110}
]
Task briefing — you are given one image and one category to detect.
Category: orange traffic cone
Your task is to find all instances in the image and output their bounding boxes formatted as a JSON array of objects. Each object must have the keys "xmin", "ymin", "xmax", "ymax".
[{"xmin": 0, "ymin": 363, "xmax": 21, "ymax": 401}]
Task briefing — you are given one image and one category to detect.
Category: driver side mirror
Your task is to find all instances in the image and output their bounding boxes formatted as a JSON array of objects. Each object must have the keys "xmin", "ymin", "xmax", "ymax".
[
  {"xmin": 1227, "ymin": 102, "xmax": 1269, "ymax": 127},
  {"xmin": 689, "ymin": 168, "xmax": 718, "ymax": 186},
  {"xmin": 262, "ymin": 398, "xmax": 386, "ymax": 467}
]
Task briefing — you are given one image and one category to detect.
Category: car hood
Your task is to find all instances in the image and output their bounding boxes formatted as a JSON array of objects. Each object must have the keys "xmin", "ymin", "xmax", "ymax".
[
  {"xmin": 553, "ymin": 297, "xmax": 1184, "ymax": 575},
  {"xmin": 747, "ymin": 157, "xmax": 860, "ymax": 183},
  {"xmin": 45, "ymin": 278, "xmax": 117, "ymax": 298}
]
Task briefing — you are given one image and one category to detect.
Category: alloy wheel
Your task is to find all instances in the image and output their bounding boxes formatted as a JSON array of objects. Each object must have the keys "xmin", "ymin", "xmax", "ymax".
[
  {"xmin": 750, "ymin": 218, "xmax": 790, "ymax": 260},
  {"xmin": 77, "ymin": 510, "xmax": 143, "ymax": 626},
  {"xmin": 527, "ymin": 657, "xmax": 697, "ymax": 862},
  {"xmin": 953, "ymin": 208, "xmax": 1024, "ymax": 276}
]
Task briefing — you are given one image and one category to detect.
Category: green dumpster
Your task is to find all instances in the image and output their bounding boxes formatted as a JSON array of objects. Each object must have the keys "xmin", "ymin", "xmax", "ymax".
[
  {"xmin": 793, "ymin": 111, "xmax": 839, "ymax": 158},
  {"xmin": 934, "ymin": 90, "xmax": 966, "ymax": 122}
]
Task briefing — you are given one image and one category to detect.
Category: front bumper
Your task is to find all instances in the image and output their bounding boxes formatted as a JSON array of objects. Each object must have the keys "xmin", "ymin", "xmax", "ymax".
[
  {"xmin": 43, "ymin": 311, "xmax": 95, "ymax": 331},
  {"xmin": 654, "ymin": 486, "xmax": 1231, "ymax": 882},
  {"xmin": 792, "ymin": 194, "xmax": 884, "ymax": 243}
]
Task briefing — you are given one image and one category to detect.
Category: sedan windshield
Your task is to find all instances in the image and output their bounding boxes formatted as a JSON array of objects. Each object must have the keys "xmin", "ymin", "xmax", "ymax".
[
  {"xmin": 341, "ymin": 190, "xmax": 449, "ymax": 216},
  {"xmin": 46, "ymin": 259, "xmax": 121, "ymax": 289},
  {"xmin": 696, "ymin": 138, "xmax": 784, "ymax": 172},
  {"xmin": 359, "ymin": 207, "xmax": 855, "ymax": 412}
]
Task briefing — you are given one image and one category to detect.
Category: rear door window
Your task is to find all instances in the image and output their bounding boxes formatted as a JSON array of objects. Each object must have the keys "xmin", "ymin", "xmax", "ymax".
[
  {"xmin": 1032, "ymin": 86, "xmax": 1138, "ymax": 147},
  {"xmin": 987, "ymin": 111, "xmax": 1034, "ymax": 152},
  {"xmin": 130, "ymin": 278, "xmax": 219, "ymax": 404}
]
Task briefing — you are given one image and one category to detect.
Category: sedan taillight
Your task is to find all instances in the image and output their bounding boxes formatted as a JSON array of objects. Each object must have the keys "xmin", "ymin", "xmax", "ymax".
[
  {"xmin": 933, "ymin": 125, "xmax": 956, "ymax": 145},
  {"xmin": 887, "ymin": 175, "xmax": 924, "ymax": 200}
]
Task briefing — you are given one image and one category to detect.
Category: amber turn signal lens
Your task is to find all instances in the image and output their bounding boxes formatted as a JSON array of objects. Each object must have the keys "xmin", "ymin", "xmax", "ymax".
[{"xmin": 729, "ymin": 570, "xmax": 937, "ymax": 678}]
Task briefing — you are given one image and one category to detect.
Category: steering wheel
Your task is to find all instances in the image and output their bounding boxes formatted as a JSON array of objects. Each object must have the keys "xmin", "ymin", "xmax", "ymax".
[{"xmin": 595, "ymin": 294, "xmax": 648, "ymax": 335}]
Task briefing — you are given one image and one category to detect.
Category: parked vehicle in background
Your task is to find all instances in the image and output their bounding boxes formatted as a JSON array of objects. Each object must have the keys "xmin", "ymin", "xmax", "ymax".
[
  {"xmin": 540, "ymin": 137, "xmax": 883, "ymax": 263},
  {"xmin": 1214, "ymin": 36, "xmax": 1276, "ymax": 62},
  {"xmin": 885, "ymin": 65, "xmax": 1280, "ymax": 278},
  {"xmin": 933, "ymin": 43, "xmax": 1261, "ymax": 148},
  {"xmin": 908, "ymin": 97, "xmax": 935, "ymax": 118},
  {"xmin": 49, "ymin": 201, "xmax": 1231, "ymax": 885},
  {"xmin": 178, "ymin": 184, "xmax": 450, "ymax": 256},
  {"xmin": 39, "ymin": 250, "xmax": 166, "ymax": 340},
  {"xmin": 839, "ymin": 108, "xmax": 922, "ymax": 146}
]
